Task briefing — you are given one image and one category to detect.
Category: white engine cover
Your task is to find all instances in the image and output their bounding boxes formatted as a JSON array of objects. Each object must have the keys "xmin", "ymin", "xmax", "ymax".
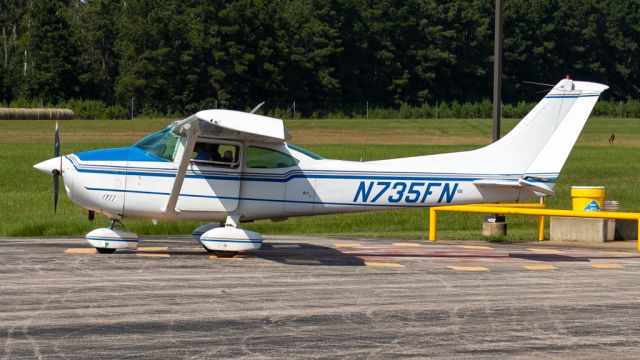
[
  {"xmin": 200, "ymin": 227, "xmax": 262, "ymax": 252},
  {"xmin": 192, "ymin": 223, "xmax": 223, "ymax": 241},
  {"xmin": 86, "ymin": 228, "xmax": 139, "ymax": 250}
]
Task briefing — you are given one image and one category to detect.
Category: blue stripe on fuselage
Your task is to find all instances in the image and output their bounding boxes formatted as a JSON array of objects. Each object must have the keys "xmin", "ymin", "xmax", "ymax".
[
  {"xmin": 68, "ymin": 153, "xmax": 560, "ymax": 182},
  {"xmin": 69, "ymin": 158, "xmax": 557, "ymax": 184},
  {"xmin": 84, "ymin": 186, "xmax": 425, "ymax": 208},
  {"xmin": 544, "ymin": 93, "xmax": 600, "ymax": 99}
]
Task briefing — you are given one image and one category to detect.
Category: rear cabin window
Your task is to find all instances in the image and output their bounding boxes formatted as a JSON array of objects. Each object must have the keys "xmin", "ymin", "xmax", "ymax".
[
  {"xmin": 287, "ymin": 143, "xmax": 324, "ymax": 160},
  {"xmin": 191, "ymin": 142, "xmax": 240, "ymax": 168},
  {"xmin": 245, "ymin": 146, "xmax": 298, "ymax": 169}
]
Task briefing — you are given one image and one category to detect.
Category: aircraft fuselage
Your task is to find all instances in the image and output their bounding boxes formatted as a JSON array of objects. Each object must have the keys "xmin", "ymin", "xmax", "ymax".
[{"xmin": 55, "ymin": 142, "xmax": 538, "ymax": 223}]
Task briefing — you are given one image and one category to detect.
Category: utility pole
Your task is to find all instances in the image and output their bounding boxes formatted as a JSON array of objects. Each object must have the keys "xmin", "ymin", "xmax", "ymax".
[
  {"xmin": 487, "ymin": 0, "xmax": 508, "ymax": 236},
  {"xmin": 492, "ymin": 0, "xmax": 504, "ymax": 142}
]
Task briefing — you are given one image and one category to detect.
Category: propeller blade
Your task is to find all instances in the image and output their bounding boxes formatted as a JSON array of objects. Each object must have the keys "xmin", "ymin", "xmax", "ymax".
[
  {"xmin": 54, "ymin": 121, "xmax": 60, "ymax": 157},
  {"xmin": 53, "ymin": 169, "xmax": 59, "ymax": 213},
  {"xmin": 53, "ymin": 122, "xmax": 61, "ymax": 213}
]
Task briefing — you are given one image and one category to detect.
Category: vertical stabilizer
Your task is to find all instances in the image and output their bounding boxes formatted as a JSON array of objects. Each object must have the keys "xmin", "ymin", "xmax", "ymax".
[
  {"xmin": 369, "ymin": 78, "xmax": 608, "ymax": 181},
  {"xmin": 524, "ymin": 80, "xmax": 609, "ymax": 177}
]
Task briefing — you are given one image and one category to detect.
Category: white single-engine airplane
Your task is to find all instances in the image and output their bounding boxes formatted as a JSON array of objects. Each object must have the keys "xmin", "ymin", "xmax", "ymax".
[{"xmin": 34, "ymin": 78, "xmax": 607, "ymax": 256}]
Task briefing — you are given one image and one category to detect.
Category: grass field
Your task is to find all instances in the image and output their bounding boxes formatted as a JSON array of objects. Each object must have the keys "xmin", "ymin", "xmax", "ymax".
[{"xmin": 1, "ymin": 117, "xmax": 639, "ymax": 241}]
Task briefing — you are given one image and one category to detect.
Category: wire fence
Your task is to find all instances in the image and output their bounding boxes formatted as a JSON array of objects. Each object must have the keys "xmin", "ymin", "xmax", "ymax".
[
  {"xmin": 3, "ymin": 98, "xmax": 640, "ymax": 120},
  {"xmin": 245, "ymin": 99, "xmax": 640, "ymax": 120}
]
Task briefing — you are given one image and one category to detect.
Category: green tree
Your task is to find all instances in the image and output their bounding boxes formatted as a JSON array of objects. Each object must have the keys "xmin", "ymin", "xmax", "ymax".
[
  {"xmin": 115, "ymin": 0, "xmax": 208, "ymax": 114},
  {"xmin": 23, "ymin": 0, "xmax": 82, "ymax": 103},
  {"xmin": 0, "ymin": 0, "xmax": 28, "ymax": 102},
  {"xmin": 73, "ymin": 0, "xmax": 121, "ymax": 102}
]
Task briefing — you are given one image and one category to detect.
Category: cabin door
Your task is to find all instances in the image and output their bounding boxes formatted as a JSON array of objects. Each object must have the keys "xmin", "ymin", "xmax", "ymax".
[{"xmin": 176, "ymin": 140, "xmax": 242, "ymax": 212}]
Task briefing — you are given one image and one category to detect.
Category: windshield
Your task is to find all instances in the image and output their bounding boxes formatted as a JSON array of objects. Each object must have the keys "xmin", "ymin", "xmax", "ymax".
[
  {"xmin": 287, "ymin": 143, "xmax": 324, "ymax": 160},
  {"xmin": 133, "ymin": 127, "xmax": 181, "ymax": 161}
]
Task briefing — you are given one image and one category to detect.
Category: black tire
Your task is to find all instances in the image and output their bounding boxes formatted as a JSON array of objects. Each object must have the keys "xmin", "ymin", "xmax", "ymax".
[
  {"xmin": 213, "ymin": 250, "xmax": 238, "ymax": 258},
  {"xmin": 96, "ymin": 248, "xmax": 116, "ymax": 254}
]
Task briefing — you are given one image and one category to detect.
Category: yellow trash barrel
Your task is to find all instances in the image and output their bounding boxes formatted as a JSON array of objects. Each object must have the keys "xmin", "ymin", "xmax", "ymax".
[{"xmin": 571, "ymin": 186, "xmax": 605, "ymax": 212}]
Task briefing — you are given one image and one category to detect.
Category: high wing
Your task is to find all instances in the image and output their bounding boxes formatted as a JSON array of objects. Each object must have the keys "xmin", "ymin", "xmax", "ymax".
[
  {"xmin": 195, "ymin": 109, "xmax": 290, "ymax": 143},
  {"xmin": 163, "ymin": 109, "xmax": 290, "ymax": 214}
]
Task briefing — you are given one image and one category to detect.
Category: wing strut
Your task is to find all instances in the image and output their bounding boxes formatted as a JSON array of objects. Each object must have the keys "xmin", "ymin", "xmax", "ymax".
[{"xmin": 162, "ymin": 121, "xmax": 199, "ymax": 214}]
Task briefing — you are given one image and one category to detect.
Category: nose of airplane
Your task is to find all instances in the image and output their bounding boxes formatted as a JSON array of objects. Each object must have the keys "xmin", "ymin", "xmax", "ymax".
[{"xmin": 33, "ymin": 156, "xmax": 63, "ymax": 175}]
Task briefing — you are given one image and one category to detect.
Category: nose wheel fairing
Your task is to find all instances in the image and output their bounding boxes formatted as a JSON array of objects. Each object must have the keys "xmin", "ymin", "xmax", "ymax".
[{"xmin": 86, "ymin": 227, "xmax": 139, "ymax": 252}]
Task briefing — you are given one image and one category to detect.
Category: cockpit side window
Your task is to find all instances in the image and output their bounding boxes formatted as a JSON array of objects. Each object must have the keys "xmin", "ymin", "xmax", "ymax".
[
  {"xmin": 245, "ymin": 146, "xmax": 299, "ymax": 168},
  {"xmin": 191, "ymin": 141, "xmax": 240, "ymax": 168},
  {"xmin": 133, "ymin": 128, "xmax": 180, "ymax": 161}
]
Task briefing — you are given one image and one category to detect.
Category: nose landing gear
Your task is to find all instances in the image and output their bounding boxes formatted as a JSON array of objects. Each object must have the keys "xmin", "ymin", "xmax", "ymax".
[{"xmin": 86, "ymin": 219, "xmax": 139, "ymax": 254}]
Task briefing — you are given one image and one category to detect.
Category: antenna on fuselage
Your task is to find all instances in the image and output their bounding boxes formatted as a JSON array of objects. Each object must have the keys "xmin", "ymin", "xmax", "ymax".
[
  {"xmin": 522, "ymin": 80, "xmax": 556, "ymax": 94},
  {"xmin": 522, "ymin": 80, "xmax": 555, "ymax": 87},
  {"xmin": 250, "ymin": 101, "xmax": 266, "ymax": 114}
]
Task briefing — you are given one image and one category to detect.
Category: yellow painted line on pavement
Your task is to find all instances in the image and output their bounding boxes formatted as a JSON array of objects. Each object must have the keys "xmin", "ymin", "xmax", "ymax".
[
  {"xmin": 65, "ymin": 248, "xmax": 97, "ymax": 254},
  {"xmin": 137, "ymin": 246, "xmax": 169, "ymax": 251},
  {"xmin": 393, "ymin": 242, "xmax": 423, "ymax": 247},
  {"xmin": 522, "ymin": 264, "xmax": 557, "ymax": 271},
  {"xmin": 335, "ymin": 243, "xmax": 362, "ymax": 248},
  {"xmin": 591, "ymin": 263, "xmax": 624, "ymax": 269},
  {"xmin": 460, "ymin": 245, "xmax": 493, "ymax": 250},
  {"xmin": 285, "ymin": 259, "xmax": 322, "ymax": 265},
  {"xmin": 365, "ymin": 262, "xmax": 405, "ymax": 268},
  {"xmin": 209, "ymin": 256, "xmax": 243, "ymax": 261},
  {"xmin": 136, "ymin": 253, "xmax": 170, "ymax": 258},
  {"xmin": 448, "ymin": 266, "xmax": 489, "ymax": 271},
  {"xmin": 527, "ymin": 248, "xmax": 561, "ymax": 253}
]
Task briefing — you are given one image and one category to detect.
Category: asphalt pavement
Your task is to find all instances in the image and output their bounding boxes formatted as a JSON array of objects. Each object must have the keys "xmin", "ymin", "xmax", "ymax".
[{"xmin": 2, "ymin": 236, "xmax": 640, "ymax": 359}]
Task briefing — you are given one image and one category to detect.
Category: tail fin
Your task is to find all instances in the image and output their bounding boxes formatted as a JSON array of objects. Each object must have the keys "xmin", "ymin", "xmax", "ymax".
[
  {"xmin": 520, "ymin": 80, "xmax": 608, "ymax": 177},
  {"xmin": 371, "ymin": 78, "xmax": 608, "ymax": 184},
  {"xmin": 479, "ymin": 78, "xmax": 608, "ymax": 178}
]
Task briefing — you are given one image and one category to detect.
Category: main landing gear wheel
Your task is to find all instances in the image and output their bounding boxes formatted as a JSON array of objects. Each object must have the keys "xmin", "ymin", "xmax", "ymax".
[
  {"xmin": 197, "ymin": 215, "xmax": 262, "ymax": 258},
  {"xmin": 212, "ymin": 250, "xmax": 238, "ymax": 258},
  {"xmin": 96, "ymin": 248, "xmax": 117, "ymax": 254},
  {"xmin": 202, "ymin": 246, "xmax": 238, "ymax": 258}
]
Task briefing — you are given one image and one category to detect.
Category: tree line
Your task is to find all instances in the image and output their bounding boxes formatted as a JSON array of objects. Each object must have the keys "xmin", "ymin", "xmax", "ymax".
[{"xmin": 1, "ymin": 0, "xmax": 638, "ymax": 117}]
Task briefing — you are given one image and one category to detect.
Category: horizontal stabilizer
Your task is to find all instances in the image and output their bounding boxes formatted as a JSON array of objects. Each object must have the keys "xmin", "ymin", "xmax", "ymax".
[
  {"xmin": 473, "ymin": 178, "xmax": 555, "ymax": 196},
  {"xmin": 473, "ymin": 179, "xmax": 520, "ymax": 188},
  {"xmin": 517, "ymin": 179, "xmax": 555, "ymax": 196}
]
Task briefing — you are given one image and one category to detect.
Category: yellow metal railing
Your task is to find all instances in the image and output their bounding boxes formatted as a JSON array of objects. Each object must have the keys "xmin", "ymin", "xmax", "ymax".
[{"xmin": 429, "ymin": 203, "xmax": 640, "ymax": 250}]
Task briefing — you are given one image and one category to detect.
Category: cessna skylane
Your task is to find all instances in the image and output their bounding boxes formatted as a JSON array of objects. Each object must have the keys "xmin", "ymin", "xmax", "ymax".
[{"xmin": 34, "ymin": 78, "xmax": 607, "ymax": 257}]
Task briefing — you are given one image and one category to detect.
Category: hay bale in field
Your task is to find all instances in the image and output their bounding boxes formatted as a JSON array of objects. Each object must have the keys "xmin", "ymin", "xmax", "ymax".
[{"xmin": 0, "ymin": 108, "xmax": 75, "ymax": 120}]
